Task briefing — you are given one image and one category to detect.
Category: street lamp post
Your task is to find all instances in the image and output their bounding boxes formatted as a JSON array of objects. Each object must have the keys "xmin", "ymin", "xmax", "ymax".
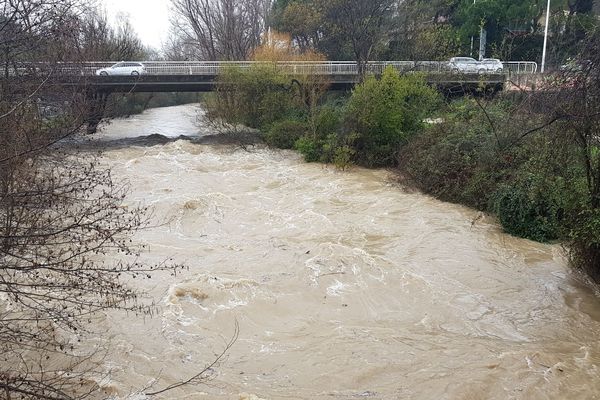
[{"xmin": 541, "ymin": 0, "xmax": 551, "ymax": 73}]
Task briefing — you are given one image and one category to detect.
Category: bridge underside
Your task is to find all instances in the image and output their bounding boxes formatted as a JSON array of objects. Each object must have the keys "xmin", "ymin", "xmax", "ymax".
[
  {"xmin": 55, "ymin": 73, "xmax": 505, "ymax": 94},
  {"xmin": 45, "ymin": 73, "xmax": 505, "ymax": 134}
]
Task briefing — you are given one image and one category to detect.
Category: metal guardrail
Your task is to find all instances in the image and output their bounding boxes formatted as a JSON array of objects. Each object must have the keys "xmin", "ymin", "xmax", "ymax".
[
  {"xmin": 503, "ymin": 61, "xmax": 538, "ymax": 74},
  {"xmin": 14, "ymin": 60, "xmax": 539, "ymax": 76}
]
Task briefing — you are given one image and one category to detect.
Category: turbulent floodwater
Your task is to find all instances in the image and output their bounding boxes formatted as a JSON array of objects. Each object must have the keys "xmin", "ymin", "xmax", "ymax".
[{"xmin": 92, "ymin": 104, "xmax": 600, "ymax": 399}]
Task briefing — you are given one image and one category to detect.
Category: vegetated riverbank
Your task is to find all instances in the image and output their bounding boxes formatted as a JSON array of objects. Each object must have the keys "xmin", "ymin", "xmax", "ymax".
[{"xmin": 203, "ymin": 51, "xmax": 600, "ymax": 283}]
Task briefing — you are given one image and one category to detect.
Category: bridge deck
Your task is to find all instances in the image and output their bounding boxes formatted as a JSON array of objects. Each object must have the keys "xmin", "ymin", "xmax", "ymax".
[
  {"xmin": 36, "ymin": 60, "xmax": 538, "ymax": 76},
  {"xmin": 12, "ymin": 60, "xmax": 537, "ymax": 93},
  {"xmin": 51, "ymin": 73, "xmax": 506, "ymax": 93}
]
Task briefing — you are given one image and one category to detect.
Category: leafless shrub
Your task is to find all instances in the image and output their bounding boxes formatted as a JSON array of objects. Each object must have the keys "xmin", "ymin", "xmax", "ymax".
[
  {"xmin": 170, "ymin": 0, "xmax": 271, "ymax": 61},
  {"xmin": 319, "ymin": 0, "xmax": 395, "ymax": 80},
  {"xmin": 0, "ymin": 1, "xmax": 185, "ymax": 398},
  {"xmin": 145, "ymin": 320, "xmax": 239, "ymax": 397}
]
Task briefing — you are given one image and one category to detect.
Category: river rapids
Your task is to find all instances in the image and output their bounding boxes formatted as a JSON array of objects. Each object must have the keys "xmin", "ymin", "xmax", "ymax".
[{"xmin": 89, "ymin": 104, "xmax": 600, "ymax": 399}]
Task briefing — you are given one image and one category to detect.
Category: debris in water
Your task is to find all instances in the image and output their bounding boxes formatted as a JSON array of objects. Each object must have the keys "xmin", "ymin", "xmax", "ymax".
[
  {"xmin": 357, "ymin": 391, "xmax": 378, "ymax": 397},
  {"xmin": 239, "ymin": 394, "xmax": 267, "ymax": 400}
]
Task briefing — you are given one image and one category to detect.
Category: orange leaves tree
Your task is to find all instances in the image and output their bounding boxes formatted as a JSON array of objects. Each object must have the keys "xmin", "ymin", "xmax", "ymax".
[
  {"xmin": 205, "ymin": 30, "xmax": 330, "ymax": 138},
  {"xmin": 253, "ymin": 31, "xmax": 330, "ymax": 135}
]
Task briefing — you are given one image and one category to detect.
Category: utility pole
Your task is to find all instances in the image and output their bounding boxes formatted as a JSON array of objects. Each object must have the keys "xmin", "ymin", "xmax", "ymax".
[
  {"xmin": 470, "ymin": 0, "xmax": 475, "ymax": 57},
  {"xmin": 479, "ymin": 26, "xmax": 486, "ymax": 60},
  {"xmin": 470, "ymin": 0, "xmax": 486, "ymax": 60},
  {"xmin": 541, "ymin": 0, "xmax": 551, "ymax": 73}
]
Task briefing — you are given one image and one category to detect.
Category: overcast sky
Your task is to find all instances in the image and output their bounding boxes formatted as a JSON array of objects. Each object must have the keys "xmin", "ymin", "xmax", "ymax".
[{"xmin": 102, "ymin": 0, "xmax": 171, "ymax": 49}]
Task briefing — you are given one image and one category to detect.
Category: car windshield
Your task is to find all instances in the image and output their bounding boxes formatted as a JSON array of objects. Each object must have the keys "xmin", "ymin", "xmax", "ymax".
[{"xmin": 111, "ymin": 63, "xmax": 125, "ymax": 68}]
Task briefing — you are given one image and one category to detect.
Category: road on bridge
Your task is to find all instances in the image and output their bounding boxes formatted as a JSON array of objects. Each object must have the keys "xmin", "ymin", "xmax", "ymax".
[{"xmin": 29, "ymin": 60, "xmax": 537, "ymax": 93}]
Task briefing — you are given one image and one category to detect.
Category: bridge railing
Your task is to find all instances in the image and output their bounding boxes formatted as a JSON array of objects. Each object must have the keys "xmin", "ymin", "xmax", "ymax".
[
  {"xmin": 21, "ymin": 60, "xmax": 539, "ymax": 77},
  {"xmin": 503, "ymin": 61, "xmax": 538, "ymax": 75}
]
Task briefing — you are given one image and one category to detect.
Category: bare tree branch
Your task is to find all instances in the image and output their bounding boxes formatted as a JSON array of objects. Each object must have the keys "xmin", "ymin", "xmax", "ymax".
[{"xmin": 145, "ymin": 320, "xmax": 240, "ymax": 396}]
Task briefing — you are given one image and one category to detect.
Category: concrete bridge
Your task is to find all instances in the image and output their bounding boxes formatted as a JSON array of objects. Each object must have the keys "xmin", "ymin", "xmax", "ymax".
[
  {"xmin": 40, "ymin": 60, "xmax": 537, "ymax": 93},
  {"xmin": 24, "ymin": 60, "xmax": 537, "ymax": 133}
]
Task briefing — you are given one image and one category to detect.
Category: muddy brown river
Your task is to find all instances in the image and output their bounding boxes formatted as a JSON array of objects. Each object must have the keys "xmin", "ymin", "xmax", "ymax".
[{"xmin": 91, "ymin": 105, "xmax": 600, "ymax": 399}]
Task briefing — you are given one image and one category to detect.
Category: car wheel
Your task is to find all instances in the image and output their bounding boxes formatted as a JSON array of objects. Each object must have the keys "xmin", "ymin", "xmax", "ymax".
[
  {"xmin": 100, "ymin": 71, "xmax": 108, "ymax": 76},
  {"xmin": 496, "ymin": 68, "xmax": 503, "ymax": 73},
  {"xmin": 478, "ymin": 69, "xmax": 486, "ymax": 75},
  {"xmin": 131, "ymin": 71, "xmax": 139, "ymax": 76},
  {"xmin": 452, "ymin": 68, "xmax": 459, "ymax": 74}
]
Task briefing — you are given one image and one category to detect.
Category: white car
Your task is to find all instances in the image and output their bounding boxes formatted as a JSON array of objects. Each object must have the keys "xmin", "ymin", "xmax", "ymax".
[
  {"xmin": 448, "ymin": 57, "xmax": 479, "ymax": 74},
  {"xmin": 96, "ymin": 62, "xmax": 146, "ymax": 76},
  {"xmin": 479, "ymin": 58, "xmax": 504, "ymax": 73}
]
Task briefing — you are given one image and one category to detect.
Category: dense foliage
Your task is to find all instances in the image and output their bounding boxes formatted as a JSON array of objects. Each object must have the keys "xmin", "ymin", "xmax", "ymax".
[
  {"xmin": 346, "ymin": 68, "xmax": 440, "ymax": 166},
  {"xmin": 400, "ymin": 97, "xmax": 583, "ymax": 243},
  {"xmin": 206, "ymin": 63, "xmax": 439, "ymax": 169},
  {"xmin": 270, "ymin": 0, "xmax": 599, "ymax": 66}
]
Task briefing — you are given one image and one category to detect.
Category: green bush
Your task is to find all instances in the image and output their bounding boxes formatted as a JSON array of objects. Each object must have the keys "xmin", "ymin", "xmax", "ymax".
[
  {"xmin": 569, "ymin": 208, "xmax": 600, "ymax": 281},
  {"xmin": 264, "ymin": 119, "xmax": 308, "ymax": 149},
  {"xmin": 401, "ymin": 96, "xmax": 586, "ymax": 243},
  {"xmin": 314, "ymin": 104, "xmax": 343, "ymax": 137},
  {"xmin": 205, "ymin": 65, "xmax": 296, "ymax": 130},
  {"xmin": 488, "ymin": 131, "xmax": 585, "ymax": 242},
  {"xmin": 294, "ymin": 130, "xmax": 357, "ymax": 168},
  {"xmin": 345, "ymin": 67, "xmax": 440, "ymax": 167},
  {"xmin": 294, "ymin": 104, "xmax": 350, "ymax": 166},
  {"xmin": 295, "ymin": 136, "xmax": 321, "ymax": 162},
  {"xmin": 333, "ymin": 144, "xmax": 355, "ymax": 170},
  {"xmin": 490, "ymin": 181, "xmax": 563, "ymax": 242},
  {"xmin": 401, "ymin": 105, "xmax": 502, "ymax": 209}
]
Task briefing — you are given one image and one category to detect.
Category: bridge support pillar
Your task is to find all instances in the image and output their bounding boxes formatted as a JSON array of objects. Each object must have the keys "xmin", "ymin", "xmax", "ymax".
[{"xmin": 85, "ymin": 91, "xmax": 109, "ymax": 134}]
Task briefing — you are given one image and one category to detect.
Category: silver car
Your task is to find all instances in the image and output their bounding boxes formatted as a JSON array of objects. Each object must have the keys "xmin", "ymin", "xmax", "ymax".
[
  {"xmin": 96, "ymin": 62, "xmax": 146, "ymax": 76},
  {"xmin": 448, "ymin": 57, "xmax": 479, "ymax": 74},
  {"xmin": 479, "ymin": 58, "xmax": 504, "ymax": 73}
]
